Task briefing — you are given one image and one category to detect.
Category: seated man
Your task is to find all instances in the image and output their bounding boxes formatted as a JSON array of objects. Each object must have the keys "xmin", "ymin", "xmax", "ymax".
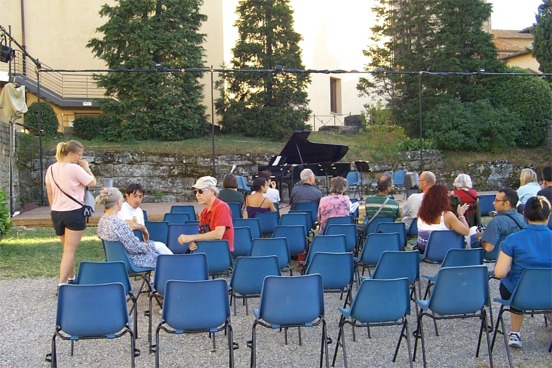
[
  {"xmin": 471, "ymin": 188, "xmax": 526, "ymax": 252},
  {"xmin": 537, "ymin": 166, "xmax": 552, "ymax": 203},
  {"xmin": 258, "ymin": 170, "xmax": 281, "ymax": 204},
  {"xmin": 117, "ymin": 183, "xmax": 149, "ymax": 241},
  {"xmin": 364, "ymin": 173, "xmax": 401, "ymax": 221},
  {"xmin": 289, "ymin": 168, "xmax": 322, "ymax": 210},
  {"xmin": 401, "ymin": 171, "xmax": 435, "ymax": 230}
]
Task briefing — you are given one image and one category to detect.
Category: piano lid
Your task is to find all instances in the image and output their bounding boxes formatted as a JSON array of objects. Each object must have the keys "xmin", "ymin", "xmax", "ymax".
[{"xmin": 277, "ymin": 131, "xmax": 349, "ymax": 164}]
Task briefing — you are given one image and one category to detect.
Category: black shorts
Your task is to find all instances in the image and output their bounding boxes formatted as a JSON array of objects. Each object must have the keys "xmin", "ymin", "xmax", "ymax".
[
  {"xmin": 51, "ymin": 208, "xmax": 86, "ymax": 236},
  {"xmin": 499, "ymin": 282, "xmax": 522, "ymax": 314}
]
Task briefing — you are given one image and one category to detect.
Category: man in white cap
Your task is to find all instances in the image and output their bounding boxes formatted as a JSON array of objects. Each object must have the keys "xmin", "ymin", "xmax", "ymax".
[{"xmin": 178, "ymin": 176, "xmax": 234, "ymax": 252}]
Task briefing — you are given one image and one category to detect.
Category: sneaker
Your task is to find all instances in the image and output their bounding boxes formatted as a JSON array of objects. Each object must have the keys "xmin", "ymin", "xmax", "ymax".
[{"xmin": 508, "ymin": 333, "xmax": 522, "ymax": 348}]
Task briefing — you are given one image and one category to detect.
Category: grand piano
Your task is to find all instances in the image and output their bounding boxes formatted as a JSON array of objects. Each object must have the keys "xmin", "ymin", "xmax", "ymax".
[{"xmin": 258, "ymin": 131, "xmax": 351, "ymax": 199}]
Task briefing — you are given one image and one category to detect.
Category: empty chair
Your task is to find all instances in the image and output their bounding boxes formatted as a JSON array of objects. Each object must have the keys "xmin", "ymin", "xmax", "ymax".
[
  {"xmin": 195, "ymin": 240, "xmax": 233, "ymax": 278},
  {"xmin": 325, "ymin": 216, "xmax": 354, "ymax": 228},
  {"xmin": 478, "ymin": 194, "xmax": 495, "ymax": 217},
  {"xmin": 324, "ymin": 224, "xmax": 358, "ymax": 253},
  {"xmin": 145, "ymin": 220, "xmax": 169, "ymax": 244},
  {"xmin": 356, "ymin": 232, "xmax": 401, "ymax": 277},
  {"xmin": 237, "ymin": 175, "xmax": 251, "ymax": 193},
  {"xmin": 291, "ymin": 201, "xmax": 319, "ymax": 225},
  {"xmin": 227, "ymin": 202, "xmax": 243, "ymax": 219},
  {"xmin": 232, "ymin": 226, "xmax": 254, "ymax": 258},
  {"xmin": 279, "ymin": 212, "xmax": 312, "ymax": 235},
  {"xmin": 272, "ymin": 225, "xmax": 307, "ymax": 257},
  {"xmin": 250, "ymin": 274, "xmax": 329, "ymax": 368},
  {"xmin": 332, "ymin": 278, "xmax": 413, "ymax": 368},
  {"xmin": 357, "ymin": 216, "xmax": 396, "ymax": 242},
  {"xmin": 254, "ymin": 211, "xmax": 279, "ymax": 236},
  {"xmin": 345, "ymin": 171, "xmax": 362, "ymax": 199},
  {"xmin": 250, "ymin": 237, "xmax": 292, "ymax": 275},
  {"xmin": 169, "ymin": 204, "xmax": 197, "ymax": 220},
  {"xmin": 419, "ymin": 230, "xmax": 466, "ymax": 264},
  {"xmin": 370, "ymin": 250, "xmax": 422, "ymax": 304},
  {"xmin": 301, "ymin": 234, "xmax": 348, "ymax": 270},
  {"xmin": 229, "ymin": 255, "xmax": 281, "ymax": 315},
  {"xmin": 305, "ymin": 252, "xmax": 355, "ymax": 307},
  {"xmin": 47, "ymin": 283, "xmax": 137, "ymax": 367},
  {"xmin": 155, "ymin": 279, "xmax": 234, "ymax": 368},
  {"xmin": 375, "ymin": 221, "xmax": 407, "ymax": 249},
  {"xmin": 393, "ymin": 169, "xmax": 407, "ymax": 191},
  {"xmin": 233, "ymin": 218, "xmax": 262, "ymax": 239},
  {"xmin": 163, "ymin": 212, "xmax": 191, "ymax": 224},
  {"xmin": 166, "ymin": 223, "xmax": 198, "ymax": 254}
]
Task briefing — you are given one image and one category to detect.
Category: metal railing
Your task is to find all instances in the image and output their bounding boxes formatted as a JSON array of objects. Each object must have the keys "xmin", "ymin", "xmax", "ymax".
[{"xmin": 310, "ymin": 113, "xmax": 352, "ymax": 131}]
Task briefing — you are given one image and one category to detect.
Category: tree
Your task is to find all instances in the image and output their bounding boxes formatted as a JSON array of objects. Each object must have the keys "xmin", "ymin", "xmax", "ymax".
[
  {"xmin": 215, "ymin": 0, "xmax": 311, "ymax": 140},
  {"xmin": 532, "ymin": 0, "xmax": 552, "ymax": 77},
  {"xmin": 87, "ymin": 0, "xmax": 208, "ymax": 141},
  {"xmin": 25, "ymin": 102, "xmax": 58, "ymax": 136}
]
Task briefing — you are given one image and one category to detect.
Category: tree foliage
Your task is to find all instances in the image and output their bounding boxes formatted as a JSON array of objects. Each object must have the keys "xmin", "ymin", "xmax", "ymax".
[
  {"xmin": 87, "ymin": 0, "xmax": 208, "ymax": 141},
  {"xmin": 532, "ymin": 0, "xmax": 552, "ymax": 77},
  {"xmin": 0, "ymin": 188, "xmax": 12, "ymax": 239},
  {"xmin": 25, "ymin": 102, "xmax": 59, "ymax": 136},
  {"xmin": 215, "ymin": 0, "xmax": 311, "ymax": 140}
]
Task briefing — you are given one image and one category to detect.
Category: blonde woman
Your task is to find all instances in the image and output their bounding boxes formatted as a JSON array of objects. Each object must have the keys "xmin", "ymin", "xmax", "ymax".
[
  {"xmin": 517, "ymin": 168, "xmax": 540, "ymax": 207},
  {"xmin": 45, "ymin": 140, "xmax": 96, "ymax": 284}
]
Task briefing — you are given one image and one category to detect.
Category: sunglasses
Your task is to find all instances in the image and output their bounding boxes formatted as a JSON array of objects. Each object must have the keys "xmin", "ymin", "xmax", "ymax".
[{"xmin": 193, "ymin": 188, "xmax": 212, "ymax": 194}]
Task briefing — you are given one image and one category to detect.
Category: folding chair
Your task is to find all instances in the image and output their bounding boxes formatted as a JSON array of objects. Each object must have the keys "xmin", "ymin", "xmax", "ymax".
[
  {"xmin": 195, "ymin": 240, "xmax": 233, "ymax": 278},
  {"xmin": 232, "ymin": 226, "xmax": 253, "ymax": 258}
]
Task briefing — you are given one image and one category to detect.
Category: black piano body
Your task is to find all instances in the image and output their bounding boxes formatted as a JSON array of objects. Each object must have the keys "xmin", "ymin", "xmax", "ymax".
[{"xmin": 258, "ymin": 131, "xmax": 351, "ymax": 199}]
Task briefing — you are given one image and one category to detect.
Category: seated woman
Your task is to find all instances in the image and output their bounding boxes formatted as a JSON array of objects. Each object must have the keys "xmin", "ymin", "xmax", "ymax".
[
  {"xmin": 218, "ymin": 174, "xmax": 245, "ymax": 206},
  {"xmin": 517, "ymin": 168, "xmax": 541, "ymax": 211},
  {"xmin": 416, "ymin": 184, "xmax": 470, "ymax": 254},
  {"xmin": 494, "ymin": 196, "xmax": 552, "ymax": 349},
  {"xmin": 96, "ymin": 187, "xmax": 173, "ymax": 268},
  {"xmin": 451, "ymin": 173, "xmax": 479, "ymax": 227},
  {"xmin": 244, "ymin": 177, "xmax": 275, "ymax": 218},
  {"xmin": 317, "ymin": 176, "xmax": 351, "ymax": 234}
]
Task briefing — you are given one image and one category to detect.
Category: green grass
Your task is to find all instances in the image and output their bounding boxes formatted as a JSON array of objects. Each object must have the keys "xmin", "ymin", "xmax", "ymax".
[{"xmin": 0, "ymin": 227, "xmax": 104, "ymax": 279}]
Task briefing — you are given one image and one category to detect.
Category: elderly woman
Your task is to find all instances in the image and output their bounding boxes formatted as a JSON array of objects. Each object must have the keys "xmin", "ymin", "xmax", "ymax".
[
  {"xmin": 451, "ymin": 173, "xmax": 479, "ymax": 226},
  {"xmin": 517, "ymin": 168, "xmax": 541, "ymax": 207},
  {"xmin": 317, "ymin": 176, "xmax": 351, "ymax": 234},
  {"xmin": 96, "ymin": 187, "xmax": 173, "ymax": 269}
]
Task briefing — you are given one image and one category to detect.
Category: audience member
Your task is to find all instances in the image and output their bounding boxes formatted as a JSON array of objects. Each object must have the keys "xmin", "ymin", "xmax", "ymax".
[
  {"xmin": 451, "ymin": 173, "xmax": 479, "ymax": 226},
  {"xmin": 177, "ymin": 176, "xmax": 234, "ymax": 252},
  {"xmin": 117, "ymin": 183, "xmax": 150, "ymax": 241},
  {"xmin": 218, "ymin": 174, "xmax": 245, "ymax": 206},
  {"xmin": 517, "ymin": 168, "xmax": 540, "ymax": 209},
  {"xmin": 537, "ymin": 166, "xmax": 552, "ymax": 203},
  {"xmin": 494, "ymin": 196, "xmax": 552, "ymax": 349},
  {"xmin": 416, "ymin": 184, "xmax": 470, "ymax": 254},
  {"xmin": 257, "ymin": 170, "xmax": 281, "ymax": 204},
  {"xmin": 401, "ymin": 171, "xmax": 435, "ymax": 230},
  {"xmin": 364, "ymin": 173, "xmax": 400, "ymax": 220},
  {"xmin": 317, "ymin": 176, "xmax": 351, "ymax": 234},
  {"xmin": 244, "ymin": 177, "xmax": 276, "ymax": 218},
  {"xmin": 96, "ymin": 188, "xmax": 172, "ymax": 269},
  {"xmin": 289, "ymin": 168, "xmax": 323, "ymax": 210},
  {"xmin": 470, "ymin": 188, "xmax": 526, "ymax": 252}
]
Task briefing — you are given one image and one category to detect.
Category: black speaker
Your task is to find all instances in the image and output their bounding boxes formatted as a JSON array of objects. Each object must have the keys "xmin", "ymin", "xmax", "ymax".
[{"xmin": 0, "ymin": 45, "xmax": 14, "ymax": 63}]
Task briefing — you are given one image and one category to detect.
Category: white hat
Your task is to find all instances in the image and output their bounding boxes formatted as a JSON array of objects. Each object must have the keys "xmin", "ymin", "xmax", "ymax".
[{"xmin": 191, "ymin": 176, "xmax": 217, "ymax": 190}]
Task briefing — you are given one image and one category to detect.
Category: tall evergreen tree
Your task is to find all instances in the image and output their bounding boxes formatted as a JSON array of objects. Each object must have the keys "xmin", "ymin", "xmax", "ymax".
[
  {"xmin": 215, "ymin": 0, "xmax": 311, "ymax": 140},
  {"xmin": 87, "ymin": 0, "xmax": 208, "ymax": 141},
  {"xmin": 532, "ymin": 0, "xmax": 552, "ymax": 78}
]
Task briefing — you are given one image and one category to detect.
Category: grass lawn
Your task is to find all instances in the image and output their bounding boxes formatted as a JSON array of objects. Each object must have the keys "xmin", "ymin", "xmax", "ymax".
[{"xmin": 0, "ymin": 226, "xmax": 104, "ymax": 279}]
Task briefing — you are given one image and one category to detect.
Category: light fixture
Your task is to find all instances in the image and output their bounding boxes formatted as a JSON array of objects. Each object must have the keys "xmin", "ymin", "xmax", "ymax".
[{"xmin": 0, "ymin": 45, "xmax": 14, "ymax": 63}]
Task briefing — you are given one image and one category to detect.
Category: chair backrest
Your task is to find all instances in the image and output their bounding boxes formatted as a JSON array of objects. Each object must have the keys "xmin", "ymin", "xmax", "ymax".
[
  {"xmin": 478, "ymin": 194, "xmax": 495, "ymax": 217},
  {"xmin": 350, "ymin": 278, "xmax": 410, "ymax": 323},
  {"xmin": 233, "ymin": 218, "xmax": 262, "ymax": 239},
  {"xmin": 76, "ymin": 261, "xmax": 132, "ymax": 295},
  {"xmin": 363, "ymin": 216, "xmax": 395, "ymax": 235},
  {"xmin": 422, "ymin": 230, "xmax": 465, "ymax": 263},
  {"xmin": 509, "ymin": 268, "xmax": 552, "ymax": 311},
  {"xmin": 230, "ymin": 256, "xmax": 281, "ymax": 295},
  {"xmin": 291, "ymin": 201, "xmax": 319, "ymax": 224},
  {"xmin": 442, "ymin": 248, "xmax": 484, "ymax": 268},
  {"xmin": 56, "ymin": 283, "xmax": 129, "ymax": 337},
  {"xmin": 145, "ymin": 220, "xmax": 169, "ymax": 244},
  {"xmin": 258, "ymin": 274, "xmax": 324, "ymax": 326},
  {"xmin": 142, "ymin": 209, "xmax": 148, "ymax": 221},
  {"xmin": 254, "ymin": 211, "xmax": 279, "ymax": 236},
  {"xmin": 483, "ymin": 237, "xmax": 506, "ymax": 262},
  {"xmin": 232, "ymin": 226, "xmax": 254, "ymax": 257},
  {"xmin": 346, "ymin": 171, "xmax": 361, "ymax": 186},
  {"xmin": 392, "ymin": 169, "xmax": 407, "ymax": 186},
  {"xmin": 350, "ymin": 198, "xmax": 360, "ymax": 222},
  {"xmin": 306, "ymin": 252, "xmax": 354, "ymax": 291},
  {"xmin": 250, "ymin": 237, "xmax": 291, "ymax": 270},
  {"xmin": 428, "ymin": 265, "xmax": 488, "ymax": 315},
  {"xmin": 325, "ymin": 216, "xmax": 354, "ymax": 229},
  {"xmin": 323, "ymin": 224, "xmax": 357, "ymax": 252},
  {"xmin": 279, "ymin": 212, "xmax": 311, "ymax": 233},
  {"xmin": 195, "ymin": 240, "xmax": 233, "ymax": 276},
  {"xmin": 237, "ymin": 175, "xmax": 251, "ymax": 191},
  {"xmin": 359, "ymin": 232, "xmax": 401, "ymax": 266},
  {"xmin": 170, "ymin": 205, "xmax": 197, "ymax": 220},
  {"xmin": 153, "ymin": 254, "xmax": 209, "ymax": 294},
  {"xmin": 272, "ymin": 225, "xmax": 307, "ymax": 256},
  {"xmin": 372, "ymin": 250, "xmax": 420, "ymax": 284},
  {"xmin": 103, "ymin": 239, "xmax": 153, "ymax": 273},
  {"xmin": 166, "ymin": 223, "xmax": 199, "ymax": 254},
  {"xmin": 227, "ymin": 202, "xmax": 243, "ymax": 219},
  {"xmin": 307, "ymin": 235, "xmax": 348, "ymax": 265},
  {"xmin": 407, "ymin": 218, "xmax": 419, "ymax": 236},
  {"xmin": 163, "ymin": 279, "xmax": 230, "ymax": 330},
  {"xmin": 163, "ymin": 212, "xmax": 191, "ymax": 224},
  {"xmin": 375, "ymin": 222, "xmax": 407, "ymax": 248}
]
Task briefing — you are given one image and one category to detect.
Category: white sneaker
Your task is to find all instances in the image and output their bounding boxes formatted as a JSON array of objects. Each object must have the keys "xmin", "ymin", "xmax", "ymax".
[{"xmin": 508, "ymin": 333, "xmax": 522, "ymax": 348}]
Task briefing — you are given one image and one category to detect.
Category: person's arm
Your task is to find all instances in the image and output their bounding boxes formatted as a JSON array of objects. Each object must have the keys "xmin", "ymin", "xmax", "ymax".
[
  {"xmin": 267, "ymin": 200, "xmax": 276, "ymax": 212},
  {"xmin": 78, "ymin": 160, "xmax": 97, "ymax": 187},
  {"xmin": 444, "ymin": 204, "xmax": 470, "ymax": 236},
  {"xmin": 124, "ymin": 220, "xmax": 150, "ymax": 241},
  {"xmin": 177, "ymin": 226, "xmax": 226, "ymax": 244},
  {"xmin": 493, "ymin": 251, "xmax": 513, "ymax": 279}
]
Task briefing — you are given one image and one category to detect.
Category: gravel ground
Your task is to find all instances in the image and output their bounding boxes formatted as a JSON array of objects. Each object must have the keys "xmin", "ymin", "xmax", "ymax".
[{"xmin": 1, "ymin": 261, "xmax": 551, "ymax": 368}]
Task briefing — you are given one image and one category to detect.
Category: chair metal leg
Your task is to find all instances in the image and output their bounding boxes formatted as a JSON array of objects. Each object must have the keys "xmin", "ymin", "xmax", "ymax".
[
  {"xmin": 490, "ymin": 306, "xmax": 506, "ymax": 352},
  {"xmin": 129, "ymin": 329, "xmax": 136, "ymax": 368},
  {"xmin": 227, "ymin": 324, "xmax": 235, "ymax": 368},
  {"xmin": 250, "ymin": 322, "xmax": 258, "ymax": 368},
  {"xmin": 321, "ymin": 319, "xmax": 329, "ymax": 368},
  {"xmin": 331, "ymin": 316, "xmax": 346, "ymax": 367},
  {"xmin": 154, "ymin": 326, "xmax": 161, "ymax": 368},
  {"xmin": 50, "ymin": 334, "xmax": 57, "ymax": 368}
]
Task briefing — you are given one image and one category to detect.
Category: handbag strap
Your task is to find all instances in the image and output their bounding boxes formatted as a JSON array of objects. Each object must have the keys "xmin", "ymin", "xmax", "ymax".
[
  {"xmin": 49, "ymin": 166, "xmax": 84, "ymax": 206},
  {"xmin": 366, "ymin": 197, "xmax": 390, "ymax": 224},
  {"xmin": 502, "ymin": 213, "xmax": 525, "ymax": 230}
]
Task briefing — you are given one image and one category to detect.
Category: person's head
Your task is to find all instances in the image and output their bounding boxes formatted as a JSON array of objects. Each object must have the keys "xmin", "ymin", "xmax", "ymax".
[
  {"xmin": 191, "ymin": 176, "xmax": 219, "ymax": 206},
  {"xmin": 123, "ymin": 183, "xmax": 145, "ymax": 209},
  {"xmin": 376, "ymin": 174, "xmax": 393, "ymax": 194},
  {"xmin": 222, "ymin": 174, "xmax": 238, "ymax": 189},
  {"xmin": 251, "ymin": 177, "xmax": 267, "ymax": 193},
  {"xmin": 419, "ymin": 171, "xmax": 436, "ymax": 193},
  {"xmin": 258, "ymin": 170, "xmax": 273, "ymax": 186},
  {"xmin": 524, "ymin": 195, "xmax": 551, "ymax": 223},
  {"xmin": 330, "ymin": 176, "xmax": 348, "ymax": 195},
  {"xmin": 96, "ymin": 187, "xmax": 123, "ymax": 210},
  {"xmin": 494, "ymin": 188, "xmax": 518, "ymax": 212},
  {"xmin": 300, "ymin": 169, "xmax": 315, "ymax": 184},
  {"xmin": 542, "ymin": 166, "xmax": 552, "ymax": 185},
  {"xmin": 55, "ymin": 140, "xmax": 84, "ymax": 163},
  {"xmin": 418, "ymin": 184, "xmax": 450, "ymax": 223},
  {"xmin": 453, "ymin": 174, "xmax": 473, "ymax": 189},
  {"xmin": 519, "ymin": 168, "xmax": 538, "ymax": 186}
]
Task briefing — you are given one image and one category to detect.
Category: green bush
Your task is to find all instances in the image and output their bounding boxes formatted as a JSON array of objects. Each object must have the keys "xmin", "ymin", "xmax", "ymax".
[
  {"xmin": 73, "ymin": 115, "xmax": 107, "ymax": 140},
  {"xmin": 25, "ymin": 102, "xmax": 59, "ymax": 136},
  {"xmin": 0, "ymin": 188, "xmax": 12, "ymax": 239},
  {"xmin": 425, "ymin": 99, "xmax": 522, "ymax": 152},
  {"xmin": 398, "ymin": 137, "xmax": 434, "ymax": 151}
]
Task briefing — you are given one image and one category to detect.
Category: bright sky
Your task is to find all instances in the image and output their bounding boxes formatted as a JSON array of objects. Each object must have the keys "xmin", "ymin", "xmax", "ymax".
[{"xmin": 490, "ymin": 0, "xmax": 542, "ymax": 30}]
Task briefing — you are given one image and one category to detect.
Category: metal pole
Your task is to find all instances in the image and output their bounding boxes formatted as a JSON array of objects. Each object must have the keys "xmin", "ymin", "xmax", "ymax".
[
  {"xmin": 210, "ymin": 66, "xmax": 216, "ymax": 177},
  {"xmin": 418, "ymin": 72, "xmax": 423, "ymax": 169},
  {"xmin": 37, "ymin": 67, "xmax": 44, "ymax": 206}
]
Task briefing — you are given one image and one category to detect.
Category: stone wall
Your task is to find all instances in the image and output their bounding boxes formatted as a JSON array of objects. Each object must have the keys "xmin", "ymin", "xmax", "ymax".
[{"xmin": 0, "ymin": 122, "xmax": 19, "ymax": 212}]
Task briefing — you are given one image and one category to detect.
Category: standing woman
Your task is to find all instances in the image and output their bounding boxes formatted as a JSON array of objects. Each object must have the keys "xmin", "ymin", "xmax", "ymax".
[{"xmin": 45, "ymin": 140, "xmax": 96, "ymax": 284}]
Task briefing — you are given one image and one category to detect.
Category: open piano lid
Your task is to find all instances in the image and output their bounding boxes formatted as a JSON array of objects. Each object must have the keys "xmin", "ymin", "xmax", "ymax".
[{"xmin": 275, "ymin": 131, "xmax": 349, "ymax": 165}]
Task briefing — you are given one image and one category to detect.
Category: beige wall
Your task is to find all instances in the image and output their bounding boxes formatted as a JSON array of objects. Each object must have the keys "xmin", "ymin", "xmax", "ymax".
[{"xmin": 504, "ymin": 53, "xmax": 541, "ymax": 73}]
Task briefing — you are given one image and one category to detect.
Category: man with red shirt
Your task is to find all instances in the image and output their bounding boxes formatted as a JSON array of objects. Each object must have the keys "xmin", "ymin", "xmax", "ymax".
[{"xmin": 177, "ymin": 176, "xmax": 234, "ymax": 252}]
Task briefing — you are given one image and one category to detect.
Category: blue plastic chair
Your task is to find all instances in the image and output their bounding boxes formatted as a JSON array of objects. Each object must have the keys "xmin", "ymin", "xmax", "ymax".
[
  {"xmin": 332, "ymin": 278, "xmax": 413, "ymax": 368},
  {"xmin": 324, "ymin": 216, "xmax": 354, "ymax": 229},
  {"xmin": 305, "ymin": 252, "xmax": 355, "ymax": 307},
  {"xmin": 250, "ymin": 237, "xmax": 292, "ymax": 275},
  {"xmin": 345, "ymin": 171, "xmax": 362, "ymax": 199},
  {"xmin": 358, "ymin": 216, "xmax": 396, "ymax": 243},
  {"xmin": 155, "ymin": 279, "xmax": 234, "ymax": 368},
  {"xmin": 147, "ymin": 253, "xmax": 209, "ymax": 350},
  {"xmin": 237, "ymin": 175, "xmax": 251, "ymax": 193},
  {"xmin": 163, "ymin": 212, "xmax": 191, "ymax": 224},
  {"xmin": 356, "ymin": 232, "xmax": 401, "ymax": 278},
  {"xmin": 324, "ymin": 224, "xmax": 358, "ymax": 253},
  {"xmin": 195, "ymin": 240, "xmax": 233, "ymax": 278},
  {"xmin": 232, "ymin": 226, "xmax": 253, "ymax": 258},
  {"xmin": 478, "ymin": 194, "xmax": 495, "ymax": 217},
  {"xmin": 47, "ymin": 283, "xmax": 137, "ymax": 368},
  {"xmin": 375, "ymin": 221, "xmax": 407, "ymax": 249},
  {"xmin": 491, "ymin": 268, "xmax": 552, "ymax": 368},
  {"xmin": 166, "ymin": 223, "xmax": 198, "ymax": 254},
  {"xmin": 419, "ymin": 230, "xmax": 465, "ymax": 264},
  {"xmin": 145, "ymin": 220, "xmax": 169, "ymax": 244},
  {"xmin": 132, "ymin": 229, "xmax": 144, "ymax": 241},
  {"xmin": 370, "ymin": 250, "xmax": 422, "ymax": 303},
  {"xmin": 143, "ymin": 209, "xmax": 148, "ymax": 222},
  {"xmin": 301, "ymin": 234, "xmax": 348, "ymax": 270},
  {"xmin": 279, "ymin": 212, "xmax": 312, "ymax": 236},
  {"xmin": 413, "ymin": 265, "xmax": 493, "ymax": 368},
  {"xmin": 393, "ymin": 169, "xmax": 407, "ymax": 191},
  {"xmin": 233, "ymin": 218, "xmax": 262, "ymax": 239},
  {"xmin": 291, "ymin": 201, "xmax": 319, "ymax": 225},
  {"xmin": 254, "ymin": 211, "xmax": 279, "ymax": 236},
  {"xmin": 229, "ymin": 255, "xmax": 281, "ymax": 315},
  {"xmin": 407, "ymin": 218, "xmax": 419, "ymax": 237},
  {"xmin": 251, "ymin": 274, "xmax": 329, "ymax": 368},
  {"xmin": 169, "ymin": 204, "xmax": 197, "ymax": 220},
  {"xmin": 272, "ymin": 225, "xmax": 307, "ymax": 257},
  {"xmin": 227, "ymin": 202, "xmax": 243, "ymax": 219}
]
